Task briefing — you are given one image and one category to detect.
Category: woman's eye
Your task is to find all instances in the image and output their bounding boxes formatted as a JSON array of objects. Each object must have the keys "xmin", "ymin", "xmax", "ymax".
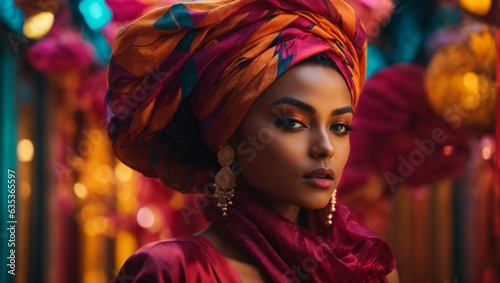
[
  {"xmin": 273, "ymin": 117, "xmax": 306, "ymax": 130},
  {"xmin": 330, "ymin": 123, "xmax": 353, "ymax": 135}
]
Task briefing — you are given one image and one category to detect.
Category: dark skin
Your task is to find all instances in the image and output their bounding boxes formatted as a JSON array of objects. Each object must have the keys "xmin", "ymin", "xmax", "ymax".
[{"xmin": 198, "ymin": 64, "xmax": 399, "ymax": 282}]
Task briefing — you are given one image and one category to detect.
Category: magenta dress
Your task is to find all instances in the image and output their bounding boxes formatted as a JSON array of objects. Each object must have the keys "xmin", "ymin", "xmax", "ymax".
[{"xmin": 113, "ymin": 236, "xmax": 242, "ymax": 282}]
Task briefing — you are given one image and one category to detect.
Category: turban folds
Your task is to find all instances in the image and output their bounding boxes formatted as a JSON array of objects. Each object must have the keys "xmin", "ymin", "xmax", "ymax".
[{"xmin": 106, "ymin": 0, "xmax": 367, "ymax": 192}]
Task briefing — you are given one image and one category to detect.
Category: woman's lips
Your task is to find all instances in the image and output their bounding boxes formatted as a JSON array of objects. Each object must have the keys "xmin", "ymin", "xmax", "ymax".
[
  {"xmin": 303, "ymin": 168, "xmax": 335, "ymax": 188},
  {"xmin": 303, "ymin": 177, "xmax": 333, "ymax": 188}
]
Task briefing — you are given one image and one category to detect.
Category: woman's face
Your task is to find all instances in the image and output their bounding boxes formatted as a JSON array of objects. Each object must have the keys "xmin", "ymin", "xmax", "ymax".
[{"xmin": 229, "ymin": 64, "xmax": 352, "ymax": 219}]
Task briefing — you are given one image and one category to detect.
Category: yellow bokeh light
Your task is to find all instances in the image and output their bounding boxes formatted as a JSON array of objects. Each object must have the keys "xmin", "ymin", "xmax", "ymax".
[
  {"xmin": 23, "ymin": 12, "xmax": 55, "ymax": 40},
  {"xmin": 459, "ymin": 0, "xmax": 492, "ymax": 15},
  {"xmin": 462, "ymin": 94, "xmax": 479, "ymax": 110},
  {"xmin": 469, "ymin": 32, "xmax": 496, "ymax": 58},
  {"xmin": 79, "ymin": 203, "xmax": 107, "ymax": 222},
  {"xmin": 425, "ymin": 27, "xmax": 496, "ymax": 130},
  {"xmin": 19, "ymin": 181, "xmax": 31, "ymax": 199},
  {"xmin": 115, "ymin": 231, "xmax": 137, "ymax": 271},
  {"xmin": 115, "ymin": 162, "xmax": 133, "ymax": 182},
  {"xmin": 117, "ymin": 188, "xmax": 133, "ymax": 204},
  {"xmin": 95, "ymin": 164, "xmax": 113, "ymax": 183},
  {"xmin": 84, "ymin": 216, "xmax": 110, "ymax": 236},
  {"xmin": 91, "ymin": 216, "xmax": 109, "ymax": 234},
  {"xmin": 17, "ymin": 139, "xmax": 34, "ymax": 162},
  {"xmin": 462, "ymin": 72, "xmax": 479, "ymax": 93},
  {"xmin": 84, "ymin": 220, "xmax": 96, "ymax": 236},
  {"xmin": 74, "ymin": 182, "xmax": 88, "ymax": 199},
  {"xmin": 83, "ymin": 270, "xmax": 106, "ymax": 283},
  {"xmin": 168, "ymin": 191, "xmax": 186, "ymax": 210}
]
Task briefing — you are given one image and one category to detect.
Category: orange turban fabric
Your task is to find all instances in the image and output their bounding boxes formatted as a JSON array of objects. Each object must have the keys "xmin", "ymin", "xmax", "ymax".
[{"xmin": 106, "ymin": 0, "xmax": 367, "ymax": 192}]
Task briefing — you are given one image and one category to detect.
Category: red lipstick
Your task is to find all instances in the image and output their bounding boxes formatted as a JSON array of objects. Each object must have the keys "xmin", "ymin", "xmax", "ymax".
[{"xmin": 303, "ymin": 168, "xmax": 334, "ymax": 189}]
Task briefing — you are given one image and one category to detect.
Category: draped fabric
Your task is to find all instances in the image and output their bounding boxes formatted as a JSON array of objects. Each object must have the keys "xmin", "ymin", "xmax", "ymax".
[
  {"xmin": 105, "ymin": 0, "xmax": 367, "ymax": 192},
  {"xmin": 113, "ymin": 185, "xmax": 395, "ymax": 282},
  {"xmin": 203, "ymin": 185, "xmax": 396, "ymax": 282}
]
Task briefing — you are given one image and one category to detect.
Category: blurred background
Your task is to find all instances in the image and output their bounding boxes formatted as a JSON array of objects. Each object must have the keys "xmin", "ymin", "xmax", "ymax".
[{"xmin": 0, "ymin": 0, "xmax": 499, "ymax": 282}]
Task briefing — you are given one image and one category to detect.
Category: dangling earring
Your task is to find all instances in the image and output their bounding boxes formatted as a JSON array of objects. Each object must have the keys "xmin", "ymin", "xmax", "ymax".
[
  {"xmin": 214, "ymin": 145, "xmax": 236, "ymax": 216},
  {"xmin": 326, "ymin": 188, "xmax": 337, "ymax": 225}
]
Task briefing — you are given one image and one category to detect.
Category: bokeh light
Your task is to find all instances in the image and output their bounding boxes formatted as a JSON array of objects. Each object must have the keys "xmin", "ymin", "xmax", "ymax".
[
  {"xmin": 95, "ymin": 164, "xmax": 113, "ymax": 183},
  {"xmin": 443, "ymin": 145, "xmax": 454, "ymax": 156},
  {"xmin": 74, "ymin": 182, "xmax": 89, "ymax": 199},
  {"xmin": 136, "ymin": 206, "xmax": 155, "ymax": 229},
  {"xmin": 425, "ymin": 25, "xmax": 497, "ymax": 131},
  {"xmin": 79, "ymin": 0, "xmax": 113, "ymax": 30},
  {"xmin": 459, "ymin": 0, "xmax": 491, "ymax": 15},
  {"xmin": 19, "ymin": 181, "xmax": 31, "ymax": 199},
  {"xmin": 115, "ymin": 162, "xmax": 133, "ymax": 182},
  {"xmin": 17, "ymin": 139, "xmax": 34, "ymax": 162},
  {"xmin": 23, "ymin": 12, "xmax": 54, "ymax": 40}
]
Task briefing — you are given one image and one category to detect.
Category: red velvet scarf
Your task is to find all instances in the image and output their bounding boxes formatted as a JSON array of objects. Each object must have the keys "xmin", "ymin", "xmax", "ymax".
[{"xmin": 203, "ymin": 186, "xmax": 396, "ymax": 282}]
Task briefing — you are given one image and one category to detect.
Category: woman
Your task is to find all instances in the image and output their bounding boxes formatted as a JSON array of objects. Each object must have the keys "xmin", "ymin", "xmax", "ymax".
[{"xmin": 107, "ymin": 0, "xmax": 398, "ymax": 281}]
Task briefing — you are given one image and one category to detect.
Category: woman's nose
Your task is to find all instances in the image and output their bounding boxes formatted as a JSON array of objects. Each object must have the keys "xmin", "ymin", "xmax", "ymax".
[{"xmin": 309, "ymin": 128, "xmax": 335, "ymax": 159}]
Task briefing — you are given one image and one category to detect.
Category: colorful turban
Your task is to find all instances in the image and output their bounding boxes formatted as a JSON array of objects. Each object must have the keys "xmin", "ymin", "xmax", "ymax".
[{"xmin": 106, "ymin": 0, "xmax": 367, "ymax": 192}]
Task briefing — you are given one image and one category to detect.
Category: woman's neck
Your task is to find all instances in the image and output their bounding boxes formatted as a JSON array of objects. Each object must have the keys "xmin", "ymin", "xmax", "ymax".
[
  {"xmin": 270, "ymin": 201, "xmax": 301, "ymax": 223},
  {"xmin": 237, "ymin": 180, "xmax": 301, "ymax": 223}
]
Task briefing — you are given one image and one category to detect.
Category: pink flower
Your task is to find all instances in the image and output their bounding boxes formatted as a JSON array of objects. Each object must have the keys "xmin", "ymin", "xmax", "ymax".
[{"xmin": 27, "ymin": 29, "xmax": 94, "ymax": 72}]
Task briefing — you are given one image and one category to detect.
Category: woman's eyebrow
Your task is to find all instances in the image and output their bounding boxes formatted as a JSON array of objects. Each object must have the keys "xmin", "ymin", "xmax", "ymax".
[
  {"xmin": 332, "ymin": 106, "xmax": 353, "ymax": 116},
  {"xmin": 269, "ymin": 97, "xmax": 353, "ymax": 116},
  {"xmin": 269, "ymin": 97, "xmax": 315, "ymax": 114}
]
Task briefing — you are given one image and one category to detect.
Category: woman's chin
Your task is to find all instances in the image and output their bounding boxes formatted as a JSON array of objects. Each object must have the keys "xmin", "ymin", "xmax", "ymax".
[{"xmin": 299, "ymin": 197, "xmax": 332, "ymax": 210}]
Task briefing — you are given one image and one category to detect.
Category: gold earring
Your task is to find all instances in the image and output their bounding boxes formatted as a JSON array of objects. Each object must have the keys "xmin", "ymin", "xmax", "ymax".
[
  {"xmin": 214, "ymin": 145, "xmax": 236, "ymax": 216},
  {"xmin": 326, "ymin": 188, "xmax": 337, "ymax": 225}
]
